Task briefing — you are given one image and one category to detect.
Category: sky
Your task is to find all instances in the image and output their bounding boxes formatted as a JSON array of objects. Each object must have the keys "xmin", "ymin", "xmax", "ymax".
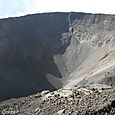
[{"xmin": 0, "ymin": 0, "xmax": 115, "ymax": 18}]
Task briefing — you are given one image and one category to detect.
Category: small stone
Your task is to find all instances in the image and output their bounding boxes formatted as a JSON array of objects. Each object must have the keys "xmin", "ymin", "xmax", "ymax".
[
  {"xmin": 57, "ymin": 109, "xmax": 65, "ymax": 115},
  {"xmin": 41, "ymin": 90, "xmax": 50, "ymax": 96},
  {"xmin": 35, "ymin": 108, "xmax": 39, "ymax": 112},
  {"xmin": 54, "ymin": 94, "xmax": 60, "ymax": 97},
  {"xmin": 34, "ymin": 93, "xmax": 41, "ymax": 98},
  {"xmin": 69, "ymin": 112, "xmax": 71, "ymax": 115}
]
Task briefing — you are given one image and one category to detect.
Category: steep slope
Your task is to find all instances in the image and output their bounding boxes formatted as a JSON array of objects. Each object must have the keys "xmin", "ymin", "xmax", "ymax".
[
  {"xmin": 0, "ymin": 12, "xmax": 115, "ymax": 101},
  {"xmin": 61, "ymin": 13, "xmax": 115, "ymax": 87}
]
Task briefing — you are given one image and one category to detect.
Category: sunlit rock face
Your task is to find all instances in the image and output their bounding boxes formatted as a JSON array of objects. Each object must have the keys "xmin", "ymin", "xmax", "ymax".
[{"xmin": 0, "ymin": 12, "xmax": 115, "ymax": 101}]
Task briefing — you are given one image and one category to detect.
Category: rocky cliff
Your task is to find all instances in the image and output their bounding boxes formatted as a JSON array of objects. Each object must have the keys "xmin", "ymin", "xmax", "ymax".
[{"xmin": 0, "ymin": 12, "xmax": 115, "ymax": 102}]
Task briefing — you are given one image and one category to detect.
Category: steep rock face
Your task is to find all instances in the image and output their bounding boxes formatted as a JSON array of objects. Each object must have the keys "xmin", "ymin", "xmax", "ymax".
[
  {"xmin": 60, "ymin": 13, "xmax": 115, "ymax": 87},
  {"xmin": 0, "ymin": 12, "xmax": 115, "ymax": 101},
  {"xmin": 0, "ymin": 13, "xmax": 70, "ymax": 101}
]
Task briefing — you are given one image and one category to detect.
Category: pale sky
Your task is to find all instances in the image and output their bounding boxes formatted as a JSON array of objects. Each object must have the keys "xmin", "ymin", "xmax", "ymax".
[{"xmin": 0, "ymin": 0, "xmax": 115, "ymax": 18}]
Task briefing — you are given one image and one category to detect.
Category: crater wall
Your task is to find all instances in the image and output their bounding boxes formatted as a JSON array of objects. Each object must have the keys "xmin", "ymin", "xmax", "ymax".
[{"xmin": 0, "ymin": 12, "xmax": 115, "ymax": 101}]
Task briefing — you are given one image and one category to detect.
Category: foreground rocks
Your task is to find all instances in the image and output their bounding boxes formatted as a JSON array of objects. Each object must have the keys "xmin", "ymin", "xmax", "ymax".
[{"xmin": 0, "ymin": 83, "xmax": 115, "ymax": 115}]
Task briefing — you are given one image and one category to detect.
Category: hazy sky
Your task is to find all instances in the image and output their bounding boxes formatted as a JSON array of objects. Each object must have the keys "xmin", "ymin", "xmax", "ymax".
[{"xmin": 0, "ymin": 0, "xmax": 115, "ymax": 18}]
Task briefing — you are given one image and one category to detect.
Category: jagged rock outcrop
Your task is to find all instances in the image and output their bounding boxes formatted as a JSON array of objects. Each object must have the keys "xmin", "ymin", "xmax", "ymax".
[{"xmin": 0, "ymin": 12, "xmax": 115, "ymax": 101}]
